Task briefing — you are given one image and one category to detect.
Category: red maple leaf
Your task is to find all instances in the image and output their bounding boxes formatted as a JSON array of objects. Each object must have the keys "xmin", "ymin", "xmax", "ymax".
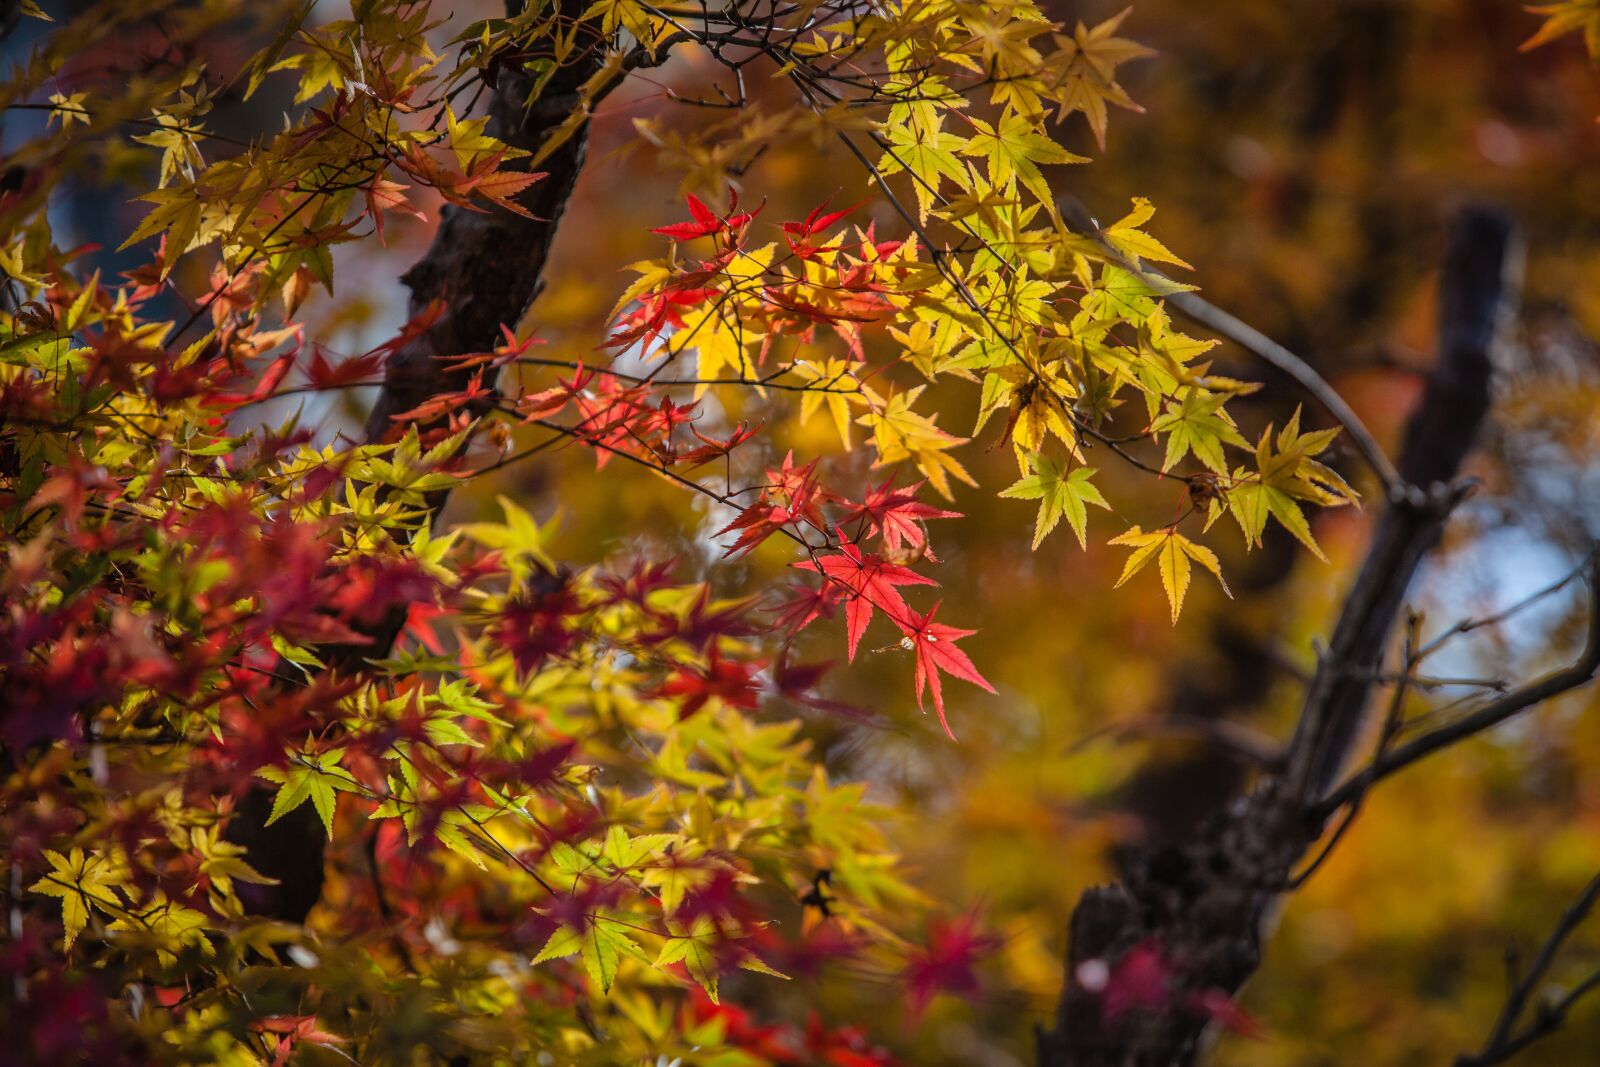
[
  {"xmin": 305, "ymin": 345, "xmax": 383, "ymax": 390},
  {"xmin": 794, "ymin": 543, "xmax": 935, "ymax": 660},
  {"xmin": 782, "ymin": 198, "xmax": 863, "ymax": 258},
  {"xmin": 895, "ymin": 602, "xmax": 994, "ymax": 740},
  {"xmin": 1185, "ymin": 987, "xmax": 1264, "ymax": 1039},
  {"xmin": 840, "ymin": 477, "xmax": 960, "ymax": 560},
  {"xmin": 677, "ymin": 419, "xmax": 759, "ymax": 468},
  {"xmin": 652, "ymin": 190, "xmax": 758, "ymax": 242},
  {"xmin": 901, "ymin": 910, "xmax": 1003, "ymax": 1019},
  {"xmin": 660, "ymin": 646, "xmax": 763, "ymax": 718},
  {"xmin": 769, "ymin": 578, "xmax": 846, "ymax": 635},
  {"xmin": 1079, "ymin": 938, "xmax": 1171, "ymax": 1026},
  {"xmin": 716, "ymin": 452, "xmax": 830, "ymax": 556}
]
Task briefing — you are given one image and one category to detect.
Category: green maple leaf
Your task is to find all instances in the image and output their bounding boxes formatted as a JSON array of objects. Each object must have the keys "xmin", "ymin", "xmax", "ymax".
[
  {"xmin": 877, "ymin": 115, "xmax": 970, "ymax": 221},
  {"xmin": 1218, "ymin": 408, "xmax": 1357, "ymax": 560},
  {"xmin": 581, "ymin": 919, "xmax": 646, "ymax": 994},
  {"xmin": 1001, "ymin": 456, "xmax": 1110, "ymax": 549},
  {"xmin": 257, "ymin": 747, "xmax": 361, "ymax": 838},
  {"xmin": 960, "ymin": 110, "xmax": 1087, "ymax": 205},
  {"xmin": 656, "ymin": 918, "xmax": 723, "ymax": 1002},
  {"xmin": 1224, "ymin": 478, "xmax": 1326, "ymax": 561},
  {"xmin": 1151, "ymin": 388, "xmax": 1247, "ymax": 474}
]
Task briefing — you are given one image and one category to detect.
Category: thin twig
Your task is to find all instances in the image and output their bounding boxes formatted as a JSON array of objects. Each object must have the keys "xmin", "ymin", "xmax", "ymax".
[
  {"xmin": 1319, "ymin": 555, "xmax": 1600, "ymax": 816},
  {"xmin": 1456, "ymin": 870, "xmax": 1600, "ymax": 1067}
]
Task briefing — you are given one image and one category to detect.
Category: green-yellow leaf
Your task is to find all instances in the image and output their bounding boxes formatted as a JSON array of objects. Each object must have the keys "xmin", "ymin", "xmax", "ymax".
[{"xmin": 1000, "ymin": 456, "xmax": 1109, "ymax": 549}]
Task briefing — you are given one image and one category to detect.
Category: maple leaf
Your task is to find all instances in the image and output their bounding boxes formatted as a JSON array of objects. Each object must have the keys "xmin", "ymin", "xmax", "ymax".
[
  {"xmin": 1216, "ymin": 408, "xmax": 1355, "ymax": 560},
  {"xmin": 30, "ymin": 848, "xmax": 127, "ymax": 949},
  {"xmin": 676, "ymin": 420, "xmax": 759, "ymax": 468},
  {"xmin": 656, "ymin": 917, "xmax": 725, "ymax": 1001},
  {"xmin": 782, "ymin": 198, "xmax": 862, "ymax": 258},
  {"xmin": 1102, "ymin": 197, "xmax": 1191, "ymax": 269},
  {"xmin": 857, "ymin": 386, "xmax": 976, "ymax": 501},
  {"xmin": 769, "ymin": 579, "xmax": 846, "ymax": 634},
  {"xmin": 960, "ymin": 110, "xmax": 1088, "ymax": 205},
  {"xmin": 584, "ymin": 921, "xmax": 648, "ymax": 993},
  {"xmin": 660, "ymin": 647, "xmax": 764, "ymax": 718},
  {"xmin": 1522, "ymin": 0, "xmax": 1600, "ymax": 59},
  {"xmin": 1151, "ymin": 387, "xmax": 1248, "ymax": 474},
  {"xmin": 877, "ymin": 114, "xmax": 970, "ymax": 221},
  {"xmin": 256, "ymin": 746, "xmax": 362, "ymax": 838},
  {"xmin": 794, "ymin": 358, "xmax": 863, "ymax": 450},
  {"xmin": 250, "ymin": 1016, "xmax": 346, "ymax": 1067},
  {"xmin": 902, "ymin": 910, "xmax": 1003, "ymax": 1019},
  {"xmin": 1186, "ymin": 988, "xmax": 1265, "ymax": 1039},
  {"xmin": 107, "ymin": 892, "xmax": 213, "ymax": 966},
  {"xmin": 365, "ymin": 176, "xmax": 426, "ymax": 245},
  {"xmin": 1048, "ymin": 8, "xmax": 1155, "ymax": 147},
  {"xmin": 896, "ymin": 602, "xmax": 995, "ymax": 740},
  {"xmin": 1000, "ymin": 456, "xmax": 1110, "ymax": 549},
  {"xmin": 840, "ymin": 477, "xmax": 961, "ymax": 559},
  {"xmin": 1109, "ymin": 526, "xmax": 1231, "ymax": 623},
  {"xmin": 794, "ymin": 543, "xmax": 935, "ymax": 660},
  {"xmin": 652, "ymin": 190, "xmax": 755, "ymax": 241},
  {"xmin": 1082, "ymin": 938, "xmax": 1172, "ymax": 1024}
]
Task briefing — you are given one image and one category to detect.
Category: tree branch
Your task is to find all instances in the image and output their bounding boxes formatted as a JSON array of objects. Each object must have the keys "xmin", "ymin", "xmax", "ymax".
[
  {"xmin": 1038, "ymin": 205, "xmax": 1522, "ymax": 1067},
  {"xmin": 1284, "ymin": 204, "xmax": 1521, "ymax": 800},
  {"xmin": 1319, "ymin": 554, "xmax": 1600, "ymax": 815},
  {"xmin": 1456, "ymin": 870, "xmax": 1600, "ymax": 1067}
]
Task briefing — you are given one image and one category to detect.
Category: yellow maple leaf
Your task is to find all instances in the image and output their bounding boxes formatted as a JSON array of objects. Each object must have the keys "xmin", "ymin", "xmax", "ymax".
[
  {"xmin": 30, "ymin": 848, "xmax": 127, "ymax": 949},
  {"xmin": 1110, "ymin": 525, "xmax": 1231, "ymax": 622},
  {"xmin": 1522, "ymin": 0, "xmax": 1600, "ymax": 60}
]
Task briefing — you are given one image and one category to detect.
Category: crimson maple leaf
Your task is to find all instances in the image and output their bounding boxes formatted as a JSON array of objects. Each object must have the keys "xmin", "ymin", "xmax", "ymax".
[
  {"xmin": 840, "ymin": 477, "xmax": 960, "ymax": 560},
  {"xmin": 896, "ymin": 602, "xmax": 994, "ymax": 740},
  {"xmin": 651, "ymin": 190, "xmax": 757, "ymax": 241},
  {"xmin": 676, "ymin": 419, "xmax": 759, "ymax": 468},
  {"xmin": 769, "ymin": 579, "xmax": 845, "ymax": 635},
  {"xmin": 901, "ymin": 910, "xmax": 1003, "ymax": 1020},
  {"xmin": 781, "ymin": 198, "xmax": 862, "ymax": 258},
  {"xmin": 660, "ymin": 647, "xmax": 763, "ymax": 718},
  {"xmin": 794, "ymin": 543, "xmax": 934, "ymax": 659}
]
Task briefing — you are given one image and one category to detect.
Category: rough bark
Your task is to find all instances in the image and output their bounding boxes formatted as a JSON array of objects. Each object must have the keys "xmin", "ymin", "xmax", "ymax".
[
  {"xmin": 227, "ymin": 0, "xmax": 604, "ymax": 923},
  {"xmin": 1038, "ymin": 205, "xmax": 1520, "ymax": 1067}
]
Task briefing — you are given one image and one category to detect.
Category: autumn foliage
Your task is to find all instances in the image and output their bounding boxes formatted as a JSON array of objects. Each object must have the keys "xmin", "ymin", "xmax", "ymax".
[{"xmin": 5, "ymin": 0, "xmax": 1600, "ymax": 1064}]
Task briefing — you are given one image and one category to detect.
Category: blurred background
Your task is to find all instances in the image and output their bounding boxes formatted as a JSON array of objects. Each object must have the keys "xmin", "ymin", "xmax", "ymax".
[{"xmin": 21, "ymin": 0, "xmax": 1600, "ymax": 1062}]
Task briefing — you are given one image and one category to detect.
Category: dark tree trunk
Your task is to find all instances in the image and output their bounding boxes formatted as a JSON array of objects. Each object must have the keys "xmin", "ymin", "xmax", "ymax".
[
  {"xmin": 223, "ymin": 0, "xmax": 604, "ymax": 924},
  {"xmin": 1039, "ymin": 205, "xmax": 1519, "ymax": 1067}
]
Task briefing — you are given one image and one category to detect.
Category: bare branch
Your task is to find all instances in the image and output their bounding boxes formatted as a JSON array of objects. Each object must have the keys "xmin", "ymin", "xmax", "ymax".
[
  {"xmin": 1416, "ymin": 550, "xmax": 1597, "ymax": 661},
  {"xmin": 1039, "ymin": 205, "xmax": 1523, "ymax": 1067},
  {"xmin": 1320, "ymin": 554, "xmax": 1600, "ymax": 815},
  {"xmin": 1456, "ymin": 870, "xmax": 1600, "ymax": 1067}
]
